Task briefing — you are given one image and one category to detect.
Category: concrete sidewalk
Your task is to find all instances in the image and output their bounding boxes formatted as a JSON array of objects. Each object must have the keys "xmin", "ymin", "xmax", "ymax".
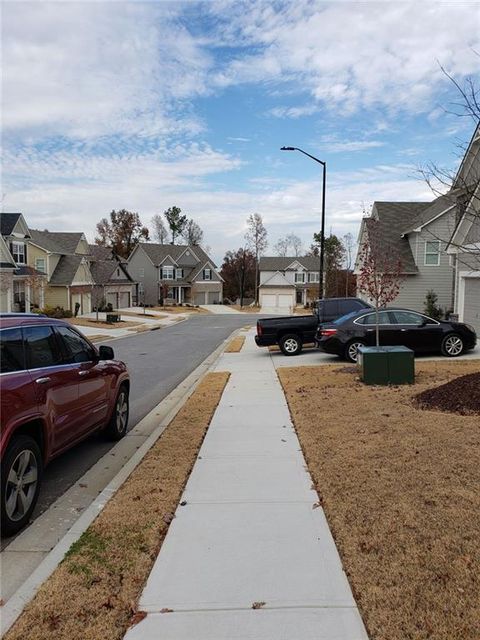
[{"xmin": 124, "ymin": 328, "xmax": 368, "ymax": 639}]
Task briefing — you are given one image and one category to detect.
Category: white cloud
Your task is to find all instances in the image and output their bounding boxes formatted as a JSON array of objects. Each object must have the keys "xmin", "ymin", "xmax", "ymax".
[
  {"xmin": 208, "ymin": 1, "xmax": 480, "ymax": 115},
  {"xmin": 318, "ymin": 137, "xmax": 385, "ymax": 153},
  {"xmin": 268, "ymin": 105, "xmax": 318, "ymax": 119}
]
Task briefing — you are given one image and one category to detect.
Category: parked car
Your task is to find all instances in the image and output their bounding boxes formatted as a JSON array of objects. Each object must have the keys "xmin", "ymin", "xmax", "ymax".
[
  {"xmin": 255, "ymin": 297, "xmax": 372, "ymax": 356},
  {"xmin": 315, "ymin": 307, "xmax": 477, "ymax": 363},
  {"xmin": 0, "ymin": 313, "xmax": 130, "ymax": 536}
]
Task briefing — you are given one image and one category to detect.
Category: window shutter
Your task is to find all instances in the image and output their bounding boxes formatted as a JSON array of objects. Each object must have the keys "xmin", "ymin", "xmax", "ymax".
[
  {"xmin": 24, "ymin": 244, "xmax": 27, "ymax": 263},
  {"xmin": 160, "ymin": 267, "xmax": 163, "ymax": 279},
  {"xmin": 202, "ymin": 269, "xmax": 205, "ymax": 279}
]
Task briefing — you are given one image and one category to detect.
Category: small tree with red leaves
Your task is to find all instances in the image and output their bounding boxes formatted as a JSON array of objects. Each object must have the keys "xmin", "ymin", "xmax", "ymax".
[{"xmin": 357, "ymin": 219, "xmax": 405, "ymax": 346}]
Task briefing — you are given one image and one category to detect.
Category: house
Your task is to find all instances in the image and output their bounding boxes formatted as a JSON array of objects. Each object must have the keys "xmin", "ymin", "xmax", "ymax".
[
  {"xmin": 89, "ymin": 245, "xmax": 135, "ymax": 309},
  {"xmin": 28, "ymin": 229, "xmax": 94, "ymax": 314},
  {"xmin": 0, "ymin": 213, "xmax": 46, "ymax": 312},
  {"xmin": 355, "ymin": 196, "xmax": 460, "ymax": 314},
  {"xmin": 355, "ymin": 123, "xmax": 480, "ymax": 335},
  {"xmin": 447, "ymin": 122, "xmax": 480, "ymax": 334},
  {"xmin": 127, "ymin": 243, "xmax": 223, "ymax": 306},
  {"xmin": 258, "ymin": 256, "xmax": 321, "ymax": 313}
]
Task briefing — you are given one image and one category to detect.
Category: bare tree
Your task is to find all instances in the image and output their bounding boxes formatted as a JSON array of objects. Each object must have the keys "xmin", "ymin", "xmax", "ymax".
[
  {"xmin": 245, "ymin": 213, "xmax": 268, "ymax": 304},
  {"xmin": 182, "ymin": 219, "xmax": 204, "ymax": 246},
  {"xmin": 151, "ymin": 214, "xmax": 169, "ymax": 244},
  {"xmin": 274, "ymin": 237, "xmax": 289, "ymax": 257},
  {"xmin": 357, "ymin": 219, "xmax": 405, "ymax": 346},
  {"xmin": 343, "ymin": 232, "xmax": 355, "ymax": 296}
]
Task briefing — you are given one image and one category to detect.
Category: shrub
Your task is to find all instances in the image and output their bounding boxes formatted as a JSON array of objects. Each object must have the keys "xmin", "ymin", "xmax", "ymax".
[
  {"xmin": 424, "ymin": 290, "xmax": 443, "ymax": 320},
  {"xmin": 40, "ymin": 305, "xmax": 73, "ymax": 319}
]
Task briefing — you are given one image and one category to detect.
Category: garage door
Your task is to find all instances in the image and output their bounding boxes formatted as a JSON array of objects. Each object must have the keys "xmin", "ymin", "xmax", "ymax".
[
  {"xmin": 118, "ymin": 292, "xmax": 130, "ymax": 308},
  {"xmin": 260, "ymin": 293, "xmax": 276, "ymax": 307},
  {"xmin": 463, "ymin": 278, "xmax": 480, "ymax": 335},
  {"xmin": 278, "ymin": 294, "xmax": 292, "ymax": 308},
  {"xmin": 194, "ymin": 292, "xmax": 206, "ymax": 305},
  {"xmin": 82, "ymin": 292, "xmax": 91, "ymax": 314},
  {"xmin": 207, "ymin": 291, "xmax": 220, "ymax": 304},
  {"xmin": 106, "ymin": 292, "xmax": 117, "ymax": 308}
]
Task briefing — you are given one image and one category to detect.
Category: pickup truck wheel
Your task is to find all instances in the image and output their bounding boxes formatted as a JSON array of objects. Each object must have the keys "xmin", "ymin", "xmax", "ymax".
[
  {"xmin": 1, "ymin": 435, "xmax": 43, "ymax": 536},
  {"xmin": 279, "ymin": 334, "xmax": 303, "ymax": 356},
  {"xmin": 105, "ymin": 385, "xmax": 129, "ymax": 440}
]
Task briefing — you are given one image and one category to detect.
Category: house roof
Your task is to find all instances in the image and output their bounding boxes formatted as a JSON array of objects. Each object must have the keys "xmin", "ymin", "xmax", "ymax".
[
  {"xmin": 136, "ymin": 243, "xmax": 217, "ymax": 268},
  {"xmin": 0, "ymin": 213, "xmax": 24, "ymax": 236},
  {"xmin": 400, "ymin": 194, "xmax": 455, "ymax": 235},
  {"xmin": 29, "ymin": 229, "xmax": 85, "ymax": 254},
  {"xmin": 90, "ymin": 260, "xmax": 133, "ymax": 285},
  {"xmin": 49, "ymin": 255, "xmax": 85, "ymax": 285},
  {"xmin": 13, "ymin": 265, "xmax": 46, "ymax": 278},
  {"xmin": 89, "ymin": 244, "xmax": 115, "ymax": 261},
  {"xmin": 258, "ymin": 256, "xmax": 320, "ymax": 271},
  {"xmin": 364, "ymin": 212, "xmax": 419, "ymax": 274}
]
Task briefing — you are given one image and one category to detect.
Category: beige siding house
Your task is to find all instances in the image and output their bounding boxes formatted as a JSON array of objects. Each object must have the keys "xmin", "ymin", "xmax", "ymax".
[
  {"xmin": 28, "ymin": 230, "xmax": 94, "ymax": 314},
  {"xmin": 0, "ymin": 213, "xmax": 46, "ymax": 312},
  {"xmin": 258, "ymin": 256, "xmax": 321, "ymax": 313}
]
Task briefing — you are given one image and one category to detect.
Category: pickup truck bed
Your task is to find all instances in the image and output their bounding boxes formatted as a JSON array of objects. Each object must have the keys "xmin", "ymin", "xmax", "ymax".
[{"xmin": 255, "ymin": 315, "xmax": 318, "ymax": 355}]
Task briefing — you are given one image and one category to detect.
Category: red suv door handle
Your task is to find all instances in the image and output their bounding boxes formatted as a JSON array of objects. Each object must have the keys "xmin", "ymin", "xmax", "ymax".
[
  {"xmin": 78, "ymin": 370, "xmax": 90, "ymax": 376},
  {"xmin": 35, "ymin": 377, "xmax": 51, "ymax": 384}
]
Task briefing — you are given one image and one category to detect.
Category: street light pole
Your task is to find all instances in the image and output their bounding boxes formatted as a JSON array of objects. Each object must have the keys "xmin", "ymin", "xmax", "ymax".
[{"xmin": 280, "ymin": 146, "xmax": 326, "ymax": 300}]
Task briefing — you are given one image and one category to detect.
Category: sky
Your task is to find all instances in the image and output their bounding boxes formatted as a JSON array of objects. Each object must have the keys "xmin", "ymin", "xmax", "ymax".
[{"xmin": 2, "ymin": 0, "xmax": 480, "ymax": 264}]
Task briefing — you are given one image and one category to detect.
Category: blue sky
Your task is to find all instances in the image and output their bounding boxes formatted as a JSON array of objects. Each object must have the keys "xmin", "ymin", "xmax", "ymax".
[{"xmin": 2, "ymin": 0, "xmax": 480, "ymax": 263}]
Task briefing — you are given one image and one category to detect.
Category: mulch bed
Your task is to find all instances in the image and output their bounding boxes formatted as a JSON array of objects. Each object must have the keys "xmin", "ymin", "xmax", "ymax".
[{"xmin": 415, "ymin": 371, "xmax": 480, "ymax": 415}]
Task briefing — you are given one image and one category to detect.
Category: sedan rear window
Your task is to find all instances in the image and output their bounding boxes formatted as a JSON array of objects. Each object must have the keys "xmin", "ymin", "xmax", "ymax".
[{"xmin": 356, "ymin": 311, "xmax": 392, "ymax": 325}]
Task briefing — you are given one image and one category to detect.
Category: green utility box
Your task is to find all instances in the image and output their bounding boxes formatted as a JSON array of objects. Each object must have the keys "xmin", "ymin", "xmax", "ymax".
[
  {"xmin": 357, "ymin": 346, "xmax": 415, "ymax": 385},
  {"xmin": 106, "ymin": 313, "xmax": 121, "ymax": 324}
]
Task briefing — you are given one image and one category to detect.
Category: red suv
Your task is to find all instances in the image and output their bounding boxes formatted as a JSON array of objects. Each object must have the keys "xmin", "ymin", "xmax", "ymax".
[{"xmin": 0, "ymin": 313, "xmax": 130, "ymax": 536}]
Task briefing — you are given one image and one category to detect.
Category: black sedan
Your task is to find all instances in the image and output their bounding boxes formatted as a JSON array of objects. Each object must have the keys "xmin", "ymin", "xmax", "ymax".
[{"xmin": 315, "ymin": 307, "xmax": 477, "ymax": 363}]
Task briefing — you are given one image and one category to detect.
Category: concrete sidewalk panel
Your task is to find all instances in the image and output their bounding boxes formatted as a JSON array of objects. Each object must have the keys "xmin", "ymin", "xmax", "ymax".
[
  {"xmin": 139, "ymin": 502, "xmax": 356, "ymax": 612},
  {"xmin": 182, "ymin": 457, "xmax": 316, "ymax": 504},
  {"xmin": 125, "ymin": 607, "xmax": 369, "ymax": 640},
  {"xmin": 201, "ymin": 424, "xmax": 298, "ymax": 457},
  {"xmin": 209, "ymin": 404, "xmax": 293, "ymax": 430}
]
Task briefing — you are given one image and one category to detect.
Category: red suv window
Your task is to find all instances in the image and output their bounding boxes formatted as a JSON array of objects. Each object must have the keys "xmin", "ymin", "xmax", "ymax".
[
  {"xmin": 0, "ymin": 328, "xmax": 25, "ymax": 373},
  {"xmin": 55, "ymin": 326, "xmax": 96, "ymax": 363},
  {"xmin": 24, "ymin": 325, "xmax": 63, "ymax": 369}
]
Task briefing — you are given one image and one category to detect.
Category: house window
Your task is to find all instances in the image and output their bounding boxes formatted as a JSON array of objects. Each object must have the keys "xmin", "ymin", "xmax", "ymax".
[
  {"xmin": 12, "ymin": 242, "xmax": 26, "ymax": 264},
  {"xmin": 425, "ymin": 241, "xmax": 441, "ymax": 266},
  {"xmin": 308, "ymin": 272, "xmax": 319, "ymax": 283},
  {"xmin": 176, "ymin": 269, "xmax": 184, "ymax": 279},
  {"xmin": 13, "ymin": 280, "xmax": 25, "ymax": 303},
  {"xmin": 295, "ymin": 272, "xmax": 305, "ymax": 283},
  {"xmin": 138, "ymin": 282, "xmax": 144, "ymax": 294},
  {"xmin": 35, "ymin": 258, "xmax": 46, "ymax": 273},
  {"xmin": 163, "ymin": 266, "xmax": 174, "ymax": 280},
  {"xmin": 203, "ymin": 268, "xmax": 211, "ymax": 281},
  {"xmin": 139, "ymin": 268, "xmax": 144, "ymax": 278}
]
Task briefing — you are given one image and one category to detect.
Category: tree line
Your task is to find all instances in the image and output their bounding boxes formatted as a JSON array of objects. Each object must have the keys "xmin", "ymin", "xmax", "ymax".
[{"xmin": 95, "ymin": 206, "xmax": 204, "ymax": 258}]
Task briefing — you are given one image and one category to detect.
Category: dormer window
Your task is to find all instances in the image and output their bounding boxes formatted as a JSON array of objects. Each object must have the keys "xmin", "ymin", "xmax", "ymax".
[
  {"xmin": 12, "ymin": 242, "xmax": 26, "ymax": 264},
  {"xmin": 162, "ymin": 266, "xmax": 174, "ymax": 280},
  {"xmin": 203, "ymin": 268, "xmax": 212, "ymax": 281}
]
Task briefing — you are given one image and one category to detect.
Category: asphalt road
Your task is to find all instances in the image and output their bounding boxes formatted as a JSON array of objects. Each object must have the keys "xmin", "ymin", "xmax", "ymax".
[{"xmin": 29, "ymin": 313, "xmax": 263, "ymax": 520}]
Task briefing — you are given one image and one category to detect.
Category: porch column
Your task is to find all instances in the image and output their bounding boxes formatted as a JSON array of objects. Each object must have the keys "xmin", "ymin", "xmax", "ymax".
[
  {"xmin": 178, "ymin": 286, "xmax": 182, "ymax": 303},
  {"xmin": 25, "ymin": 283, "xmax": 31, "ymax": 312},
  {"xmin": 40, "ymin": 281, "xmax": 45, "ymax": 309},
  {"xmin": 7, "ymin": 287, "xmax": 12, "ymax": 312}
]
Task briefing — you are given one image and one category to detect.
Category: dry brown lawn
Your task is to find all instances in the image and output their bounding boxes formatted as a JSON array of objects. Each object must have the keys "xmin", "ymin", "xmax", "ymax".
[
  {"xmin": 6, "ymin": 372, "xmax": 230, "ymax": 640},
  {"xmin": 68, "ymin": 317, "xmax": 140, "ymax": 330},
  {"xmin": 120, "ymin": 311, "xmax": 167, "ymax": 320},
  {"xmin": 230, "ymin": 305, "xmax": 260, "ymax": 312},
  {"xmin": 225, "ymin": 336, "xmax": 245, "ymax": 352},
  {"xmin": 86, "ymin": 334, "xmax": 114, "ymax": 343},
  {"xmin": 278, "ymin": 360, "xmax": 480, "ymax": 640},
  {"xmin": 152, "ymin": 305, "xmax": 208, "ymax": 314}
]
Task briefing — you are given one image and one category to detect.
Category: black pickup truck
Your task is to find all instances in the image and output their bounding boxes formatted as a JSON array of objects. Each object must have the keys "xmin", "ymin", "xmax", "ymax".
[{"xmin": 255, "ymin": 297, "xmax": 372, "ymax": 355}]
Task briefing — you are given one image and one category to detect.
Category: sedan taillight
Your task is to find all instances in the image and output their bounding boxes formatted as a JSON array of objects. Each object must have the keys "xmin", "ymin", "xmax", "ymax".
[
  {"xmin": 321, "ymin": 328, "xmax": 337, "ymax": 337},
  {"xmin": 257, "ymin": 322, "xmax": 262, "ymax": 336}
]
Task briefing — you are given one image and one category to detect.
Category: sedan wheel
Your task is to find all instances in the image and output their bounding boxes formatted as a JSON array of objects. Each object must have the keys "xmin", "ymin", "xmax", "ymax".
[
  {"xmin": 441, "ymin": 334, "xmax": 464, "ymax": 357},
  {"xmin": 345, "ymin": 340, "xmax": 365, "ymax": 363},
  {"xmin": 1, "ymin": 436, "xmax": 42, "ymax": 536}
]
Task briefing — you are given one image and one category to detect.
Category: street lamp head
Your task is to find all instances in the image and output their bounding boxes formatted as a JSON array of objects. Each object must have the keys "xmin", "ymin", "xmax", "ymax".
[{"xmin": 280, "ymin": 146, "xmax": 295, "ymax": 151}]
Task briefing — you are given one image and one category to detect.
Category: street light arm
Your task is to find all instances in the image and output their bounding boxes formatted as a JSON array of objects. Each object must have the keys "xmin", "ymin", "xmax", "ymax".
[{"xmin": 280, "ymin": 146, "xmax": 325, "ymax": 167}]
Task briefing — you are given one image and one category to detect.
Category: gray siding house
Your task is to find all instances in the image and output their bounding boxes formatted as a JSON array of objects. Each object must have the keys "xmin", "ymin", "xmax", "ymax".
[
  {"xmin": 447, "ymin": 122, "xmax": 480, "ymax": 334},
  {"xmin": 355, "ymin": 196, "xmax": 459, "ymax": 315},
  {"xmin": 127, "ymin": 243, "xmax": 223, "ymax": 306},
  {"xmin": 258, "ymin": 256, "xmax": 321, "ymax": 313}
]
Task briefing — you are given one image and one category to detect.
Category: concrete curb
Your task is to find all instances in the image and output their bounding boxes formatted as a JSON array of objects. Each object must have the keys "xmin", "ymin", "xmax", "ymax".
[{"xmin": 0, "ymin": 327, "xmax": 241, "ymax": 636}]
